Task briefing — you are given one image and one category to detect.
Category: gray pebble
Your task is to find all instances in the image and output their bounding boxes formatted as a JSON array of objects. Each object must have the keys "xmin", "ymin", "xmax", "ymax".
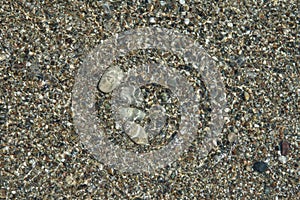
[{"xmin": 253, "ymin": 161, "xmax": 268, "ymax": 173}]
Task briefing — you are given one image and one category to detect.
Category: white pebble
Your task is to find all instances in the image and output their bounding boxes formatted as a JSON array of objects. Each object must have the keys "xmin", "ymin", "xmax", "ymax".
[
  {"xmin": 26, "ymin": 62, "xmax": 32, "ymax": 67},
  {"xmin": 160, "ymin": 1, "xmax": 166, "ymax": 6},
  {"xmin": 149, "ymin": 17, "xmax": 156, "ymax": 23},
  {"xmin": 224, "ymin": 107, "xmax": 231, "ymax": 113},
  {"xmin": 278, "ymin": 156, "xmax": 287, "ymax": 164},
  {"xmin": 184, "ymin": 18, "xmax": 190, "ymax": 25}
]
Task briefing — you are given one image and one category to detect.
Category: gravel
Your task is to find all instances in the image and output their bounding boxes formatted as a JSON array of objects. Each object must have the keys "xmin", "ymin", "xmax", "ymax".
[{"xmin": 1, "ymin": 0, "xmax": 299, "ymax": 199}]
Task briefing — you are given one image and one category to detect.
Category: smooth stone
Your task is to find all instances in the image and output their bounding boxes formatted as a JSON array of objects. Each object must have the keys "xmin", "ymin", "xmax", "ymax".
[
  {"xmin": 280, "ymin": 140, "xmax": 290, "ymax": 156},
  {"xmin": 123, "ymin": 122, "xmax": 148, "ymax": 145},
  {"xmin": 0, "ymin": 54, "xmax": 7, "ymax": 61},
  {"xmin": 98, "ymin": 66, "xmax": 124, "ymax": 93},
  {"xmin": 244, "ymin": 91, "xmax": 250, "ymax": 101},
  {"xmin": 278, "ymin": 156, "xmax": 287, "ymax": 164},
  {"xmin": 253, "ymin": 161, "xmax": 268, "ymax": 173}
]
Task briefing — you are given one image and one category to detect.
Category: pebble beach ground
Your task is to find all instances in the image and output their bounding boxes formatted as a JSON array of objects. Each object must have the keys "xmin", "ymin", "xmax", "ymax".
[{"xmin": 1, "ymin": 0, "xmax": 299, "ymax": 199}]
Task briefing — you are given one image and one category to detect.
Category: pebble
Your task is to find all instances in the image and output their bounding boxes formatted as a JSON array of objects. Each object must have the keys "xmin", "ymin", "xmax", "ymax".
[
  {"xmin": 159, "ymin": 1, "xmax": 166, "ymax": 6},
  {"xmin": 224, "ymin": 107, "xmax": 231, "ymax": 113},
  {"xmin": 123, "ymin": 122, "xmax": 149, "ymax": 145},
  {"xmin": 0, "ymin": 189, "xmax": 6, "ymax": 199},
  {"xmin": 280, "ymin": 140, "xmax": 290, "ymax": 156},
  {"xmin": 184, "ymin": 18, "xmax": 190, "ymax": 25},
  {"xmin": 119, "ymin": 85, "xmax": 144, "ymax": 106},
  {"xmin": 0, "ymin": 54, "xmax": 6, "ymax": 61},
  {"xmin": 98, "ymin": 66, "xmax": 124, "ymax": 93},
  {"xmin": 227, "ymin": 22, "xmax": 233, "ymax": 28},
  {"xmin": 278, "ymin": 156, "xmax": 287, "ymax": 164},
  {"xmin": 0, "ymin": 102, "xmax": 8, "ymax": 125},
  {"xmin": 149, "ymin": 17, "xmax": 156, "ymax": 23},
  {"xmin": 243, "ymin": 91, "xmax": 250, "ymax": 101},
  {"xmin": 228, "ymin": 132, "xmax": 237, "ymax": 143},
  {"xmin": 66, "ymin": 175, "xmax": 75, "ymax": 185},
  {"xmin": 253, "ymin": 161, "xmax": 268, "ymax": 173},
  {"xmin": 264, "ymin": 185, "xmax": 271, "ymax": 195},
  {"xmin": 146, "ymin": 105, "xmax": 167, "ymax": 136}
]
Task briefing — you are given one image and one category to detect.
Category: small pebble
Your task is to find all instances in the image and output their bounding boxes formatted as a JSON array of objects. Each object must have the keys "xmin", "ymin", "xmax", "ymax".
[
  {"xmin": 278, "ymin": 155, "xmax": 287, "ymax": 164},
  {"xmin": 224, "ymin": 107, "xmax": 231, "ymax": 113},
  {"xmin": 244, "ymin": 91, "xmax": 250, "ymax": 101},
  {"xmin": 160, "ymin": 1, "xmax": 166, "ymax": 6},
  {"xmin": 149, "ymin": 17, "xmax": 156, "ymax": 23},
  {"xmin": 66, "ymin": 175, "xmax": 75, "ymax": 185},
  {"xmin": 0, "ymin": 54, "xmax": 6, "ymax": 61},
  {"xmin": 227, "ymin": 22, "xmax": 233, "ymax": 28},
  {"xmin": 253, "ymin": 161, "xmax": 268, "ymax": 173},
  {"xmin": 280, "ymin": 140, "xmax": 290, "ymax": 156},
  {"xmin": 264, "ymin": 186, "xmax": 271, "ymax": 195},
  {"xmin": 0, "ymin": 189, "xmax": 6, "ymax": 198},
  {"xmin": 124, "ymin": 122, "xmax": 149, "ymax": 145},
  {"xmin": 184, "ymin": 18, "xmax": 190, "ymax": 25},
  {"xmin": 98, "ymin": 66, "xmax": 124, "ymax": 93},
  {"xmin": 228, "ymin": 132, "xmax": 237, "ymax": 143}
]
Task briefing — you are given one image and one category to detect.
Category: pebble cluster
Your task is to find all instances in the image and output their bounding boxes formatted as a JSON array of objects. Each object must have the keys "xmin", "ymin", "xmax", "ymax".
[{"xmin": 1, "ymin": 0, "xmax": 299, "ymax": 199}]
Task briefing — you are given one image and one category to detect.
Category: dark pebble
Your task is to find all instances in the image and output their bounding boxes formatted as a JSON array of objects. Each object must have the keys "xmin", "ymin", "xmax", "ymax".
[
  {"xmin": 253, "ymin": 161, "xmax": 268, "ymax": 173},
  {"xmin": 280, "ymin": 140, "xmax": 290, "ymax": 156}
]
